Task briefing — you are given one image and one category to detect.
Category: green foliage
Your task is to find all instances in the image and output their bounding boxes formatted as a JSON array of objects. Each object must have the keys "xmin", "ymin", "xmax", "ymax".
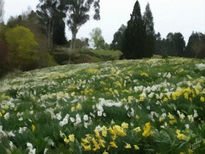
[
  {"xmin": 122, "ymin": 1, "xmax": 149, "ymax": 59},
  {"xmin": 185, "ymin": 32, "xmax": 205, "ymax": 58},
  {"xmin": 155, "ymin": 32, "xmax": 186, "ymax": 57},
  {"xmin": 66, "ymin": 0, "xmax": 100, "ymax": 49},
  {"xmin": 90, "ymin": 28, "xmax": 106, "ymax": 49},
  {"xmin": 166, "ymin": 32, "xmax": 186, "ymax": 57},
  {"xmin": 53, "ymin": 47, "xmax": 122, "ymax": 64},
  {"xmin": 5, "ymin": 26, "xmax": 39, "ymax": 71},
  {"xmin": 143, "ymin": 3, "xmax": 155, "ymax": 58},
  {"xmin": 111, "ymin": 24, "xmax": 126, "ymax": 50},
  {"xmin": 6, "ymin": 11, "xmax": 58, "ymax": 68},
  {"xmin": 0, "ymin": 25, "xmax": 10, "ymax": 77},
  {"xmin": 91, "ymin": 50, "xmax": 123, "ymax": 60},
  {"xmin": 154, "ymin": 32, "xmax": 167, "ymax": 55},
  {"xmin": 161, "ymin": 52, "xmax": 168, "ymax": 59},
  {"xmin": 36, "ymin": 0, "xmax": 67, "ymax": 46}
]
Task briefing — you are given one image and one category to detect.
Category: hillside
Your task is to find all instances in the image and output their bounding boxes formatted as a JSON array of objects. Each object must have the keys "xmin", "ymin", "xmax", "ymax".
[{"xmin": 0, "ymin": 57, "xmax": 205, "ymax": 153}]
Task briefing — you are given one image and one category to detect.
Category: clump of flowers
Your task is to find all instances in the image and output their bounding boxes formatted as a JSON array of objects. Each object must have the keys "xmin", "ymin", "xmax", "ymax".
[{"xmin": 142, "ymin": 122, "xmax": 151, "ymax": 137}]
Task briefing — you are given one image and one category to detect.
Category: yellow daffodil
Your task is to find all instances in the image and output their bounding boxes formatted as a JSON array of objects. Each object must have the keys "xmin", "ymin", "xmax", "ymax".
[
  {"xmin": 142, "ymin": 122, "xmax": 151, "ymax": 137},
  {"xmin": 176, "ymin": 130, "xmax": 185, "ymax": 140},
  {"xmin": 91, "ymin": 138, "xmax": 100, "ymax": 151},
  {"xmin": 71, "ymin": 106, "xmax": 75, "ymax": 112},
  {"xmin": 200, "ymin": 96, "xmax": 205, "ymax": 102},
  {"xmin": 64, "ymin": 137, "xmax": 70, "ymax": 144},
  {"xmin": 140, "ymin": 72, "xmax": 149, "ymax": 77},
  {"xmin": 69, "ymin": 134, "xmax": 75, "ymax": 142},
  {"xmin": 103, "ymin": 150, "xmax": 109, "ymax": 154},
  {"xmin": 110, "ymin": 141, "xmax": 118, "ymax": 148},
  {"xmin": 163, "ymin": 97, "xmax": 168, "ymax": 102},
  {"xmin": 32, "ymin": 124, "xmax": 36, "ymax": 132},
  {"xmin": 136, "ymin": 114, "xmax": 140, "ymax": 120},
  {"xmin": 113, "ymin": 125, "xmax": 126, "ymax": 136},
  {"xmin": 82, "ymin": 144, "xmax": 91, "ymax": 151},
  {"xmin": 124, "ymin": 143, "xmax": 131, "ymax": 149},
  {"xmin": 1, "ymin": 110, "xmax": 5, "ymax": 114},
  {"xmin": 134, "ymin": 127, "xmax": 141, "ymax": 132},
  {"xmin": 94, "ymin": 130, "xmax": 101, "ymax": 139},
  {"xmin": 99, "ymin": 139, "xmax": 106, "ymax": 148},
  {"xmin": 140, "ymin": 96, "xmax": 144, "ymax": 102},
  {"xmin": 81, "ymin": 138, "xmax": 89, "ymax": 144},
  {"xmin": 159, "ymin": 117, "xmax": 163, "ymax": 123},
  {"xmin": 121, "ymin": 122, "xmax": 129, "ymax": 129},
  {"xmin": 195, "ymin": 88, "xmax": 200, "ymax": 95},
  {"xmin": 168, "ymin": 113, "xmax": 175, "ymax": 119},
  {"xmin": 76, "ymin": 103, "xmax": 82, "ymax": 110},
  {"xmin": 102, "ymin": 126, "xmax": 107, "ymax": 137},
  {"xmin": 188, "ymin": 149, "xmax": 194, "ymax": 154},
  {"xmin": 4, "ymin": 105, "xmax": 9, "ymax": 110},
  {"xmin": 134, "ymin": 144, "xmax": 140, "ymax": 150}
]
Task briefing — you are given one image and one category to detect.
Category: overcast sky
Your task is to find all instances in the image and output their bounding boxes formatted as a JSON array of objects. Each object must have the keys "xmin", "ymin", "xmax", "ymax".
[{"xmin": 4, "ymin": 0, "xmax": 205, "ymax": 43}]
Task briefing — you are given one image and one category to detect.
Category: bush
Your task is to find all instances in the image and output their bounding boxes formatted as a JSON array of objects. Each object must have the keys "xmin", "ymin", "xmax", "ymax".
[
  {"xmin": 5, "ymin": 26, "xmax": 39, "ymax": 71},
  {"xmin": 0, "ymin": 26, "xmax": 10, "ymax": 77},
  {"xmin": 90, "ymin": 50, "xmax": 123, "ymax": 60},
  {"xmin": 161, "ymin": 52, "xmax": 168, "ymax": 59}
]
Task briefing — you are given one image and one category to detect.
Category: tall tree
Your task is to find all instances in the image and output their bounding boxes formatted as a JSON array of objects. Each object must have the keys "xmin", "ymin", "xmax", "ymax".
[
  {"xmin": 111, "ymin": 24, "xmax": 126, "ymax": 50},
  {"xmin": 66, "ymin": 0, "xmax": 100, "ymax": 49},
  {"xmin": 143, "ymin": 3, "xmax": 155, "ymax": 57},
  {"xmin": 122, "ymin": 0, "xmax": 146, "ymax": 59},
  {"xmin": 90, "ymin": 27, "xmax": 105, "ymax": 49},
  {"xmin": 166, "ymin": 32, "xmax": 185, "ymax": 57},
  {"xmin": 185, "ymin": 32, "xmax": 205, "ymax": 58},
  {"xmin": 36, "ymin": 0, "xmax": 67, "ymax": 48}
]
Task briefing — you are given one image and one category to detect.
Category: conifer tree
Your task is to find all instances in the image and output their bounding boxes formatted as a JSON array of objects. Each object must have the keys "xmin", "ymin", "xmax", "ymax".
[
  {"xmin": 122, "ymin": 1, "xmax": 146, "ymax": 59},
  {"xmin": 143, "ymin": 3, "xmax": 155, "ymax": 57}
]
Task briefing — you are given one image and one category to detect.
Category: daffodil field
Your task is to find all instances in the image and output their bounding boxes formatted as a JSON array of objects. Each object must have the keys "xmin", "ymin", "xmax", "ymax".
[{"xmin": 1, "ymin": 58, "xmax": 205, "ymax": 154}]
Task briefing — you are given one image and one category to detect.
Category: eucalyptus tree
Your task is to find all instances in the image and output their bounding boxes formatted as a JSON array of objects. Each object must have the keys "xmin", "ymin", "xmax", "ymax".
[
  {"xmin": 143, "ymin": 3, "xmax": 155, "ymax": 57},
  {"xmin": 66, "ymin": 0, "xmax": 100, "ymax": 49},
  {"xmin": 36, "ymin": 0, "xmax": 67, "ymax": 48}
]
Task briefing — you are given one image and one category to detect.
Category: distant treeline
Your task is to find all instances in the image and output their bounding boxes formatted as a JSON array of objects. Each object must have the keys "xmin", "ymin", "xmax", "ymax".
[{"xmin": 110, "ymin": 1, "xmax": 205, "ymax": 59}]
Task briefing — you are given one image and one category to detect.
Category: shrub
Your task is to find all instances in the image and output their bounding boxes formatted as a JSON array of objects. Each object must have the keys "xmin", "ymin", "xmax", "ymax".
[{"xmin": 5, "ymin": 26, "xmax": 39, "ymax": 71}]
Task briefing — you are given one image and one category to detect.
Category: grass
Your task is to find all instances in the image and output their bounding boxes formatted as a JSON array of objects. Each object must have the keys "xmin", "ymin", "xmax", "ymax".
[
  {"xmin": 0, "ymin": 57, "xmax": 205, "ymax": 153},
  {"xmin": 90, "ymin": 50, "xmax": 123, "ymax": 60},
  {"xmin": 53, "ymin": 48, "xmax": 123, "ymax": 64}
]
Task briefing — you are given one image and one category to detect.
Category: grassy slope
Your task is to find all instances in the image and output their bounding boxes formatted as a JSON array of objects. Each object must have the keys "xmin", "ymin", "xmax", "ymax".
[{"xmin": 0, "ymin": 57, "xmax": 205, "ymax": 153}]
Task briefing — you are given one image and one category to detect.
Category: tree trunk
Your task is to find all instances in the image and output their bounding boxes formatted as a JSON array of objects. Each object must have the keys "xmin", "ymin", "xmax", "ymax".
[
  {"xmin": 71, "ymin": 28, "xmax": 78, "ymax": 49},
  {"xmin": 71, "ymin": 32, "xmax": 76, "ymax": 49}
]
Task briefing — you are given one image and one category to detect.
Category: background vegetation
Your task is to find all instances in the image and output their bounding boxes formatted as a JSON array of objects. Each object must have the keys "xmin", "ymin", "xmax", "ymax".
[{"xmin": 1, "ymin": 0, "xmax": 205, "ymax": 77}]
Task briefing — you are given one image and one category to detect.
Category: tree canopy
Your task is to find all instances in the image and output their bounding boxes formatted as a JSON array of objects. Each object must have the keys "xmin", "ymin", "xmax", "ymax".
[
  {"xmin": 143, "ymin": 3, "xmax": 155, "ymax": 57},
  {"xmin": 66, "ymin": 0, "xmax": 100, "ymax": 49},
  {"xmin": 111, "ymin": 24, "xmax": 126, "ymax": 50},
  {"xmin": 185, "ymin": 32, "xmax": 205, "ymax": 58},
  {"xmin": 90, "ymin": 28, "xmax": 105, "ymax": 49},
  {"xmin": 36, "ymin": 0, "xmax": 67, "ymax": 47},
  {"xmin": 5, "ymin": 26, "xmax": 39, "ymax": 70},
  {"xmin": 122, "ymin": 1, "xmax": 147, "ymax": 59}
]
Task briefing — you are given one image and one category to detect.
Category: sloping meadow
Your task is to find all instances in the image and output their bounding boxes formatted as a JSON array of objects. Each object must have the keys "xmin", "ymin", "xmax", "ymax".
[{"xmin": 0, "ymin": 58, "xmax": 205, "ymax": 153}]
